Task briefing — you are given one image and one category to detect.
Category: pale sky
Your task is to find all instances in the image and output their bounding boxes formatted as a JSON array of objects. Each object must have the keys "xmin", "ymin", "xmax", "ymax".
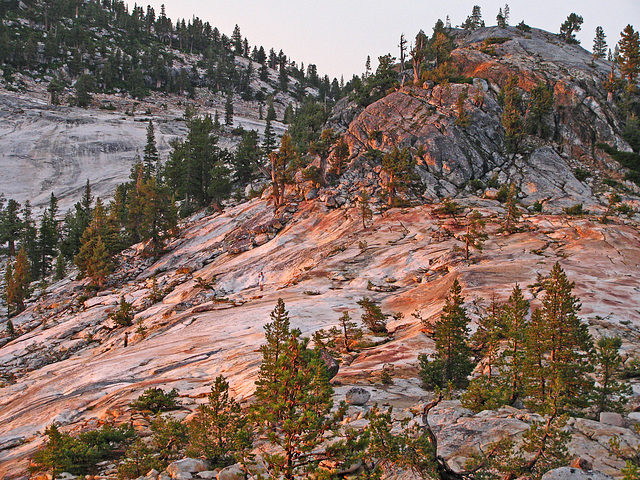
[{"xmin": 145, "ymin": 0, "xmax": 640, "ymax": 80}]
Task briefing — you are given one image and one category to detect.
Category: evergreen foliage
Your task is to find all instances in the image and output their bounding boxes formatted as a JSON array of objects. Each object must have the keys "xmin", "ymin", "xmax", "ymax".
[
  {"xmin": 618, "ymin": 25, "xmax": 640, "ymax": 90},
  {"xmin": 165, "ymin": 114, "xmax": 232, "ymax": 212},
  {"xmin": 252, "ymin": 298, "xmax": 344, "ymax": 479},
  {"xmin": 461, "ymin": 209, "xmax": 487, "ymax": 260},
  {"xmin": 130, "ymin": 387, "xmax": 180, "ymax": 413},
  {"xmin": 559, "ymin": 13, "xmax": 584, "ymax": 44},
  {"xmin": 186, "ymin": 375, "xmax": 251, "ymax": 466},
  {"xmin": 593, "ymin": 26, "xmax": 608, "ymax": 59},
  {"xmin": 357, "ymin": 297, "xmax": 388, "ymax": 334},
  {"xmin": 419, "ymin": 279, "xmax": 474, "ymax": 389},
  {"xmin": 109, "ymin": 296, "xmax": 134, "ymax": 327},
  {"xmin": 500, "ymin": 75, "xmax": 525, "ymax": 155},
  {"xmin": 381, "ymin": 146, "xmax": 416, "ymax": 206}
]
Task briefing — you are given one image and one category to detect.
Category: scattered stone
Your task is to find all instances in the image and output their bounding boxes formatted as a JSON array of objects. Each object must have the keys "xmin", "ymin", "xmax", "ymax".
[{"xmin": 346, "ymin": 387, "xmax": 371, "ymax": 405}]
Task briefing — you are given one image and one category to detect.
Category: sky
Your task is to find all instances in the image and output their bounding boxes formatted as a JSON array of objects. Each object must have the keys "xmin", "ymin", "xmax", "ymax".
[{"xmin": 144, "ymin": 0, "xmax": 640, "ymax": 80}]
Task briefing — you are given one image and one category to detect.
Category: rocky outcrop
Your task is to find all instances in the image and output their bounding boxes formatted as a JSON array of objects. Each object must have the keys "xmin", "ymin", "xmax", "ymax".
[{"xmin": 328, "ymin": 26, "xmax": 635, "ymax": 208}]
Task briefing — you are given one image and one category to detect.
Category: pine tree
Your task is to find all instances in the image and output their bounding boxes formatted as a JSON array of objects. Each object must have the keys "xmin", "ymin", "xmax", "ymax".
[
  {"xmin": 270, "ymin": 133, "xmax": 298, "ymax": 209},
  {"xmin": 37, "ymin": 193, "xmax": 59, "ymax": 279},
  {"xmin": 186, "ymin": 375, "xmax": 251, "ymax": 466},
  {"xmin": 593, "ymin": 26, "xmax": 608, "ymax": 59},
  {"xmin": 503, "ymin": 183, "xmax": 521, "ymax": 233},
  {"xmin": 618, "ymin": 25, "xmax": 640, "ymax": 90},
  {"xmin": 143, "ymin": 120, "xmax": 159, "ymax": 180},
  {"xmin": 501, "ymin": 285, "xmax": 530, "ymax": 403},
  {"xmin": 233, "ymin": 130, "xmax": 261, "ymax": 185},
  {"xmin": 357, "ymin": 297, "xmax": 387, "ymax": 334},
  {"xmin": 461, "ymin": 209, "xmax": 487, "ymax": 260},
  {"xmin": 524, "ymin": 263, "xmax": 594, "ymax": 414},
  {"xmin": 501, "ymin": 75, "xmax": 524, "ymax": 155},
  {"xmin": 0, "ymin": 198, "xmax": 21, "ymax": 255},
  {"xmin": 592, "ymin": 336, "xmax": 632, "ymax": 414},
  {"xmin": 139, "ymin": 178, "xmax": 177, "ymax": 254},
  {"xmin": 331, "ymin": 136, "xmax": 350, "ymax": 176},
  {"xmin": 337, "ymin": 312, "xmax": 363, "ymax": 352},
  {"xmin": 20, "ymin": 201, "xmax": 40, "ymax": 280},
  {"xmin": 381, "ymin": 146, "xmax": 416, "ymax": 206},
  {"xmin": 252, "ymin": 299, "xmax": 341, "ymax": 479},
  {"xmin": 559, "ymin": 13, "xmax": 583, "ymax": 44},
  {"xmin": 262, "ymin": 117, "xmax": 277, "ymax": 156},
  {"xmin": 463, "ymin": 5, "xmax": 484, "ymax": 31},
  {"xmin": 525, "ymin": 82, "xmax": 554, "ymax": 138},
  {"xmin": 87, "ymin": 236, "xmax": 113, "ymax": 288},
  {"xmin": 75, "ymin": 200, "xmax": 119, "ymax": 285},
  {"xmin": 308, "ymin": 128, "xmax": 336, "ymax": 186},
  {"xmin": 358, "ymin": 189, "xmax": 373, "ymax": 228},
  {"xmin": 224, "ymin": 92, "xmax": 234, "ymax": 126},
  {"xmin": 419, "ymin": 279, "xmax": 474, "ymax": 389}
]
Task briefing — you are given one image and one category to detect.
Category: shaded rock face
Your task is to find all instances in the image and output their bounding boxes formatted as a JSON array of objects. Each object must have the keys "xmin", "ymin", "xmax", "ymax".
[{"xmin": 344, "ymin": 85, "xmax": 505, "ymax": 198}]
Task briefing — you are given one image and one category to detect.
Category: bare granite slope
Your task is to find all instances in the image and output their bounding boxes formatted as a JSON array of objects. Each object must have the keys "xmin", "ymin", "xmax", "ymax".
[{"xmin": 1, "ymin": 195, "xmax": 640, "ymax": 478}]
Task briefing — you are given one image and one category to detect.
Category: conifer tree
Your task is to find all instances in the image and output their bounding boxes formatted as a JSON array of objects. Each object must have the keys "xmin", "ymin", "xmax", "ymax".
[
  {"xmin": 331, "ymin": 137, "xmax": 350, "ymax": 176},
  {"xmin": 358, "ymin": 189, "xmax": 373, "ymax": 228},
  {"xmin": 252, "ymin": 299, "xmax": 341, "ymax": 479},
  {"xmin": 618, "ymin": 25, "xmax": 640, "ymax": 90},
  {"xmin": 20, "ymin": 201, "xmax": 40, "ymax": 279},
  {"xmin": 463, "ymin": 6, "xmax": 484, "ymax": 31},
  {"xmin": 419, "ymin": 279, "xmax": 474, "ymax": 389},
  {"xmin": 502, "ymin": 285, "xmax": 530, "ymax": 404},
  {"xmin": 233, "ymin": 130, "xmax": 261, "ymax": 185},
  {"xmin": 0, "ymin": 198, "xmax": 21, "ymax": 255},
  {"xmin": 262, "ymin": 116, "xmax": 277, "ymax": 156},
  {"xmin": 37, "ymin": 193, "xmax": 60, "ymax": 279},
  {"xmin": 224, "ymin": 91, "xmax": 233, "ymax": 125},
  {"xmin": 381, "ymin": 146, "xmax": 415, "ymax": 206},
  {"xmin": 501, "ymin": 75, "xmax": 524, "ymax": 155},
  {"xmin": 139, "ymin": 178, "xmax": 177, "ymax": 254},
  {"xmin": 186, "ymin": 375, "xmax": 251, "ymax": 466},
  {"xmin": 526, "ymin": 82, "xmax": 554, "ymax": 137},
  {"xmin": 524, "ymin": 263, "xmax": 594, "ymax": 414},
  {"xmin": 592, "ymin": 336, "xmax": 632, "ymax": 414},
  {"xmin": 593, "ymin": 26, "xmax": 608, "ymax": 59},
  {"xmin": 337, "ymin": 312, "xmax": 363, "ymax": 352},
  {"xmin": 357, "ymin": 297, "xmax": 387, "ymax": 334},
  {"xmin": 143, "ymin": 120, "xmax": 159, "ymax": 180},
  {"xmin": 86, "ymin": 236, "xmax": 113, "ymax": 288},
  {"xmin": 559, "ymin": 13, "xmax": 583, "ymax": 44},
  {"xmin": 270, "ymin": 133, "xmax": 298, "ymax": 209},
  {"xmin": 308, "ymin": 128, "xmax": 336, "ymax": 186},
  {"xmin": 462, "ymin": 209, "xmax": 487, "ymax": 260}
]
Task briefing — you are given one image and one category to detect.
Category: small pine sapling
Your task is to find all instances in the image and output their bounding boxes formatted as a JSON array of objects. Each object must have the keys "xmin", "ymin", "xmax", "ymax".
[{"xmin": 357, "ymin": 297, "xmax": 388, "ymax": 334}]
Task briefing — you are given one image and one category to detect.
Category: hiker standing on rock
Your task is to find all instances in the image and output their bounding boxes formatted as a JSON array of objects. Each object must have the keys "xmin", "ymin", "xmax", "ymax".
[{"xmin": 258, "ymin": 271, "xmax": 264, "ymax": 291}]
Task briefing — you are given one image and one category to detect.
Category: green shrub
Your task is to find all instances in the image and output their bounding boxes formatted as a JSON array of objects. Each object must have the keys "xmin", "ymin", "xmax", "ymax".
[
  {"xmin": 532, "ymin": 200, "xmax": 543, "ymax": 212},
  {"xmin": 31, "ymin": 424, "xmax": 134, "ymax": 477},
  {"xmin": 109, "ymin": 297, "xmax": 134, "ymax": 327},
  {"xmin": 130, "ymin": 387, "xmax": 180, "ymax": 413},
  {"xmin": 563, "ymin": 204, "xmax": 586, "ymax": 216},
  {"xmin": 573, "ymin": 168, "xmax": 591, "ymax": 182}
]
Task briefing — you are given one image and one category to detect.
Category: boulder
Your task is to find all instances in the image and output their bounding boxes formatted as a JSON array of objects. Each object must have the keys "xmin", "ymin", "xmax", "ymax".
[
  {"xmin": 599, "ymin": 412, "xmax": 623, "ymax": 427},
  {"xmin": 216, "ymin": 464, "xmax": 245, "ymax": 480},
  {"xmin": 166, "ymin": 458, "xmax": 209, "ymax": 478},
  {"xmin": 319, "ymin": 349, "xmax": 339, "ymax": 379},
  {"xmin": 346, "ymin": 387, "xmax": 371, "ymax": 405},
  {"xmin": 541, "ymin": 467, "xmax": 614, "ymax": 480}
]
